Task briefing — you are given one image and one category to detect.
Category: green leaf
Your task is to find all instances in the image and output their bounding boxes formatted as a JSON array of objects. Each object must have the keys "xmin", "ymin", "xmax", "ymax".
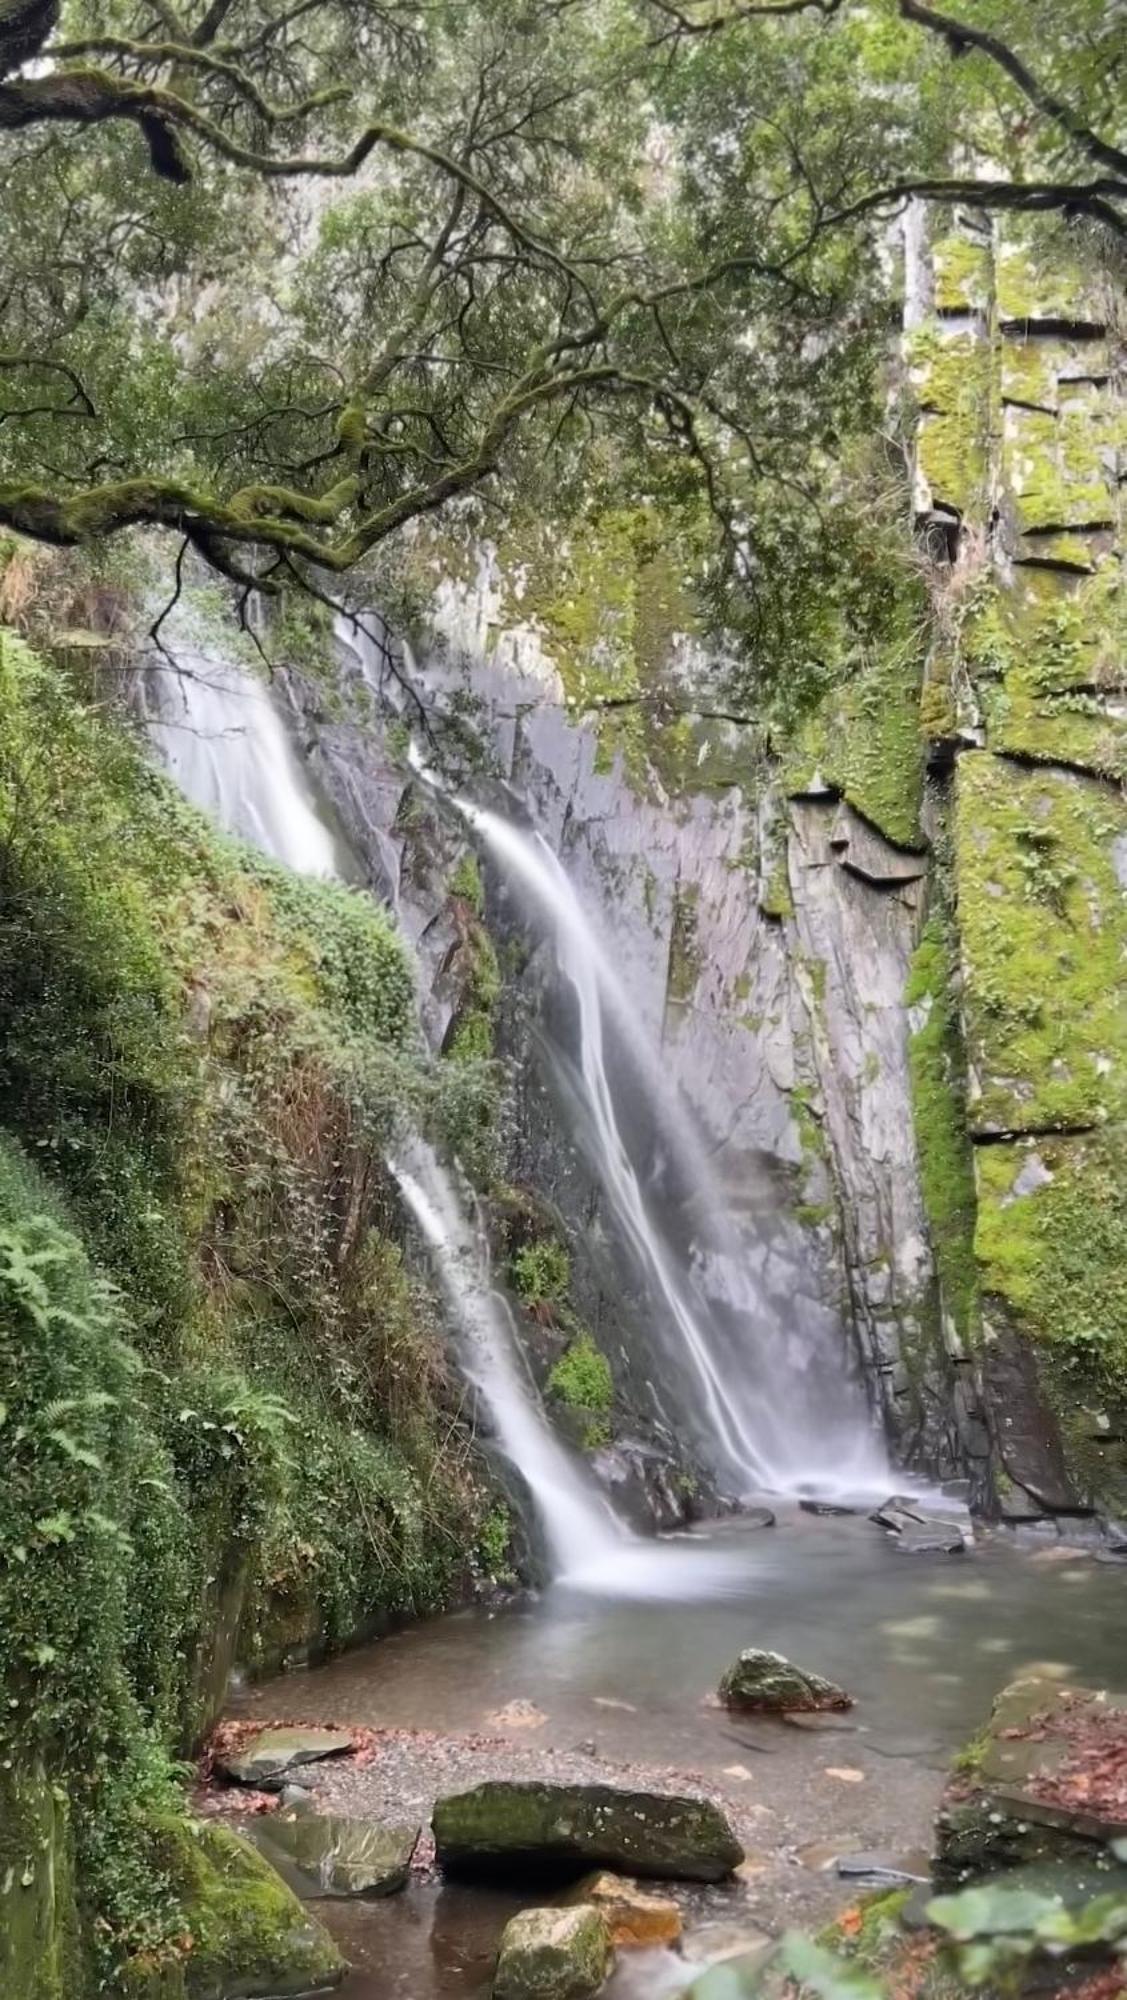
[
  {"xmin": 928, "ymin": 1884, "xmax": 1058, "ymax": 1940},
  {"xmin": 777, "ymin": 1931, "xmax": 885, "ymax": 2000}
]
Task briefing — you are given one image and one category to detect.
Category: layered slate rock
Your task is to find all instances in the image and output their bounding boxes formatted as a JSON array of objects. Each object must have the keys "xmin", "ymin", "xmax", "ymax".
[
  {"xmin": 253, "ymin": 1809, "xmax": 419, "ymax": 1898},
  {"xmin": 718, "ymin": 1649, "xmax": 852, "ymax": 1715},
  {"xmin": 433, "ymin": 1781, "xmax": 743, "ymax": 1883},
  {"xmin": 216, "ymin": 1725, "xmax": 354, "ymax": 1790},
  {"xmin": 563, "ymin": 1872, "xmax": 682, "ymax": 1948},
  {"xmin": 493, "ymin": 1905, "xmax": 611, "ymax": 2000},
  {"xmin": 937, "ymin": 1677, "xmax": 1127, "ymax": 1884}
]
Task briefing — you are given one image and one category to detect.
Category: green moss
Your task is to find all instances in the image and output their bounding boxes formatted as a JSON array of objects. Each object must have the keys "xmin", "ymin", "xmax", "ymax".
[
  {"xmin": 510, "ymin": 1237, "xmax": 570, "ymax": 1311},
  {"xmin": 132, "ymin": 1817, "xmax": 342, "ymax": 1999},
  {"xmin": 906, "ymin": 912, "xmax": 980, "ymax": 1351},
  {"xmin": 667, "ymin": 883, "xmax": 702, "ymax": 1003},
  {"xmin": 548, "ymin": 1332, "xmax": 614, "ymax": 1449},
  {"xmin": 783, "ymin": 622, "xmax": 928, "ymax": 848},
  {"xmin": 1003, "ymin": 403, "xmax": 1112, "ymax": 534},
  {"xmin": 966, "ymin": 565, "xmax": 1127, "ymax": 780},
  {"xmin": 0, "ymin": 1769, "xmax": 83, "ymax": 2000},
  {"xmin": 954, "ymin": 753, "xmax": 1127, "ymax": 1134},
  {"xmin": 933, "ymin": 232, "xmax": 991, "ymax": 314},
  {"xmin": 974, "ymin": 1130, "xmax": 1127, "ymax": 1510},
  {"xmin": 907, "ymin": 326, "xmax": 991, "ymax": 518},
  {"xmin": 449, "ymin": 851, "xmax": 485, "ymax": 917}
]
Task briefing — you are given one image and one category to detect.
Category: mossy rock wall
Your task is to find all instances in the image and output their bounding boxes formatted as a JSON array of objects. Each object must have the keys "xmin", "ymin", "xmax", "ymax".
[
  {"xmin": 0, "ymin": 626, "xmax": 498, "ymax": 1988},
  {"xmin": 908, "ymin": 216, "xmax": 1127, "ymax": 1519}
]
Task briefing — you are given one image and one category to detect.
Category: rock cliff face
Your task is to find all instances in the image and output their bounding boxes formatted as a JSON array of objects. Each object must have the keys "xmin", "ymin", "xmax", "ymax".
[{"xmin": 281, "ymin": 212, "xmax": 1125, "ymax": 1529}]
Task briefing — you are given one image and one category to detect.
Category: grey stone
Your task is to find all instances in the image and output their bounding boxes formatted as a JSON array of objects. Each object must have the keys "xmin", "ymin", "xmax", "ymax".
[
  {"xmin": 217, "ymin": 1725, "xmax": 355, "ymax": 1789},
  {"xmin": 493, "ymin": 1905, "xmax": 610, "ymax": 2000},
  {"xmin": 718, "ymin": 1649, "xmax": 852, "ymax": 1715},
  {"xmin": 432, "ymin": 1781, "xmax": 743, "ymax": 1883},
  {"xmin": 256, "ymin": 1811, "xmax": 420, "ymax": 1898}
]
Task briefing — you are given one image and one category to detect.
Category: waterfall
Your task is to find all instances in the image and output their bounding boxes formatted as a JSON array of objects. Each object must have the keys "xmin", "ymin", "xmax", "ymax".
[
  {"xmin": 421, "ymin": 780, "xmax": 890, "ymax": 1505},
  {"xmin": 140, "ymin": 646, "xmax": 746, "ymax": 1594},
  {"xmin": 139, "ymin": 650, "xmax": 346, "ymax": 878}
]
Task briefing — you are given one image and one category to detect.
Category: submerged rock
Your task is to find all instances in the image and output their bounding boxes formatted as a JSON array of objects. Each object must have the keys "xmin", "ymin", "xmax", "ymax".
[
  {"xmin": 216, "ymin": 1725, "xmax": 354, "ymax": 1790},
  {"xmin": 872, "ymin": 1497, "xmax": 969, "ymax": 1554},
  {"xmin": 433, "ymin": 1780, "xmax": 743, "ymax": 1883},
  {"xmin": 718, "ymin": 1649, "xmax": 852, "ymax": 1715},
  {"xmin": 253, "ymin": 1809, "xmax": 419, "ymax": 1898},
  {"xmin": 493, "ymin": 1905, "xmax": 611, "ymax": 2000},
  {"xmin": 563, "ymin": 1872, "xmax": 682, "ymax": 1948}
]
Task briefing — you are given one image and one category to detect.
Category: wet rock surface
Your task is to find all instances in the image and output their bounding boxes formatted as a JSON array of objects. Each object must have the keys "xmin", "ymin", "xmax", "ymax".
[
  {"xmin": 718, "ymin": 1650, "xmax": 852, "ymax": 1716},
  {"xmin": 562, "ymin": 1873, "xmax": 682, "ymax": 1948},
  {"xmin": 253, "ymin": 1809, "xmax": 420, "ymax": 1899},
  {"xmin": 217, "ymin": 1725, "xmax": 355, "ymax": 1790},
  {"xmin": 492, "ymin": 1904, "xmax": 611, "ymax": 2000},
  {"xmin": 433, "ymin": 1780, "xmax": 744, "ymax": 1884},
  {"xmin": 938, "ymin": 1677, "xmax": 1127, "ymax": 1881}
]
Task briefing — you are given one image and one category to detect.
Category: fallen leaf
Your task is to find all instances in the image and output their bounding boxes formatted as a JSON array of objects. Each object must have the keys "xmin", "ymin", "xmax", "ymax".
[
  {"xmin": 824, "ymin": 1766, "xmax": 866, "ymax": 1783},
  {"xmin": 484, "ymin": 1700, "xmax": 548, "ymax": 1731},
  {"xmin": 592, "ymin": 1697, "xmax": 636, "ymax": 1712},
  {"xmin": 722, "ymin": 1763, "xmax": 754, "ymax": 1781},
  {"xmin": 839, "ymin": 1907, "xmax": 864, "ymax": 1937}
]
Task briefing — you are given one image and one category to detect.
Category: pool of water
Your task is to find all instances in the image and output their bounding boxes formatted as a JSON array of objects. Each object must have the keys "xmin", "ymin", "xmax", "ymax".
[{"xmin": 234, "ymin": 1510, "xmax": 1127, "ymax": 1997}]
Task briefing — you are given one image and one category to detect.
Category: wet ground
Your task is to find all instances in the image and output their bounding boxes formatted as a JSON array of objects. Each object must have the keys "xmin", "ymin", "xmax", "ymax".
[{"xmin": 230, "ymin": 1510, "xmax": 1127, "ymax": 1998}]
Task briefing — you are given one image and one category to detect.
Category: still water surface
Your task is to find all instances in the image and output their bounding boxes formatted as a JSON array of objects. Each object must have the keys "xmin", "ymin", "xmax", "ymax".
[{"xmin": 237, "ymin": 1512, "xmax": 1127, "ymax": 1999}]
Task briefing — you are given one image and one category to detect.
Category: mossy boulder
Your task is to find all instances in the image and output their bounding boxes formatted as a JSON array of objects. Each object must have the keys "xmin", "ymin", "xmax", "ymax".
[
  {"xmin": 493, "ymin": 1905, "xmax": 611, "ymax": 2000},
  {"xmin": 134, "ymin": 1816, "xmax": 344, "ymax": 1998},
  {"xmin": 718, "ymin": 1649, "xmax": 852, "ymax": 1715},
  {"xmin": 433, "ymin": 1781, "xmax": 743, "ymax": 1883}
]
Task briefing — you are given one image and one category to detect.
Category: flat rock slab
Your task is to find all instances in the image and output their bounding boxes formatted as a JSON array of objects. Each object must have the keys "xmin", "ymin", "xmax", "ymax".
[
  {"xmin": 433, "ymin": 1781, "xmax": 743, "ymax": 1884},
  {"xmin": 493, "ymin": 1905, "xmax": 611, "ymax": 2000},
  {"xmin": 218, "ymin": 1725, "xmax": 355, "ymax": 1790},
  {"xmin": 719, "ymin": 1649, "xmax": 852, "ymax": 1715},
  {"xmin": 254, "ymin": 1809, "xmax": 419, "ymax": 1898}
]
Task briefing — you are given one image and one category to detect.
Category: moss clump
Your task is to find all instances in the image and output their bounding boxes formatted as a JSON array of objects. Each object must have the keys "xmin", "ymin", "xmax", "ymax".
[
  {"xmin": 933, "ymin": 232, "xmax": 991, "ymax": 314},
  {"xmin": 965, "ymin": 565, "xmax": 1127, "ymax": 782},
  {"xmin": 134, "ymin": 1817, "xmax": 342, "ymax": 1999},
  {"xmin": 511, "ymin": 1237, "xmax": 570, "ymax": 1312},
  {"xmin": 954, "ymin": 753, "xmax": 1127, "ymax": 1135},
  {"xmin": 906, "ymin": 912, "xmax": 980, "ymax": 1352},
  {"xmin": 548, "ymin": 1331, "xmax": 614, "ymax": 1448},
  {"xmin": 1003, "ymin": 402, "xmax": 1113, "ymax": 535},
  {"xmin": 667, "ymin": 883, "xmax": 702, "ymax": 1004},
  {"xmin": 449, "ymin": 850, "xmax": 485, "ymax": 917}
]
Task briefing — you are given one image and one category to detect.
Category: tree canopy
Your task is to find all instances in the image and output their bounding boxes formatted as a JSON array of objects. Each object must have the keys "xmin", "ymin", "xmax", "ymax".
[{"xmin": 0, "ymin": 0, "xmax": 1122, "ymax": 661}]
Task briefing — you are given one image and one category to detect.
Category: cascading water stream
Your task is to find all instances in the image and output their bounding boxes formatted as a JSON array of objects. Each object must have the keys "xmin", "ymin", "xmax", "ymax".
[
  {"xmin": 140, "ymin": 650, "xmax": 346, "ymax": 877},
  {"xmin": 389, "ymin": 1135, "xmax": 627, "ymax": 1582},
  {"xmin": 140, "ymin": 646, "xmax": 753, "ymax": 1596},
  {"xmin": 407, "ymin": 750, "xmax": 891, "ymax": 1504}
]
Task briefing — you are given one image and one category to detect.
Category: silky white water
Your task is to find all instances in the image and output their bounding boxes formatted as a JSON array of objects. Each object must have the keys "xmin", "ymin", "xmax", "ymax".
[
  {"xmin": 143, "ymin": 645, "xmax": 754, "ymax": 1594},
  {"xmin": 141, "ymin": 650, "xmax": 343, "ymax": 876},
  {"xmin": 415, "ymin": 770, "xmax": 891, "ymax": 1505}
]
